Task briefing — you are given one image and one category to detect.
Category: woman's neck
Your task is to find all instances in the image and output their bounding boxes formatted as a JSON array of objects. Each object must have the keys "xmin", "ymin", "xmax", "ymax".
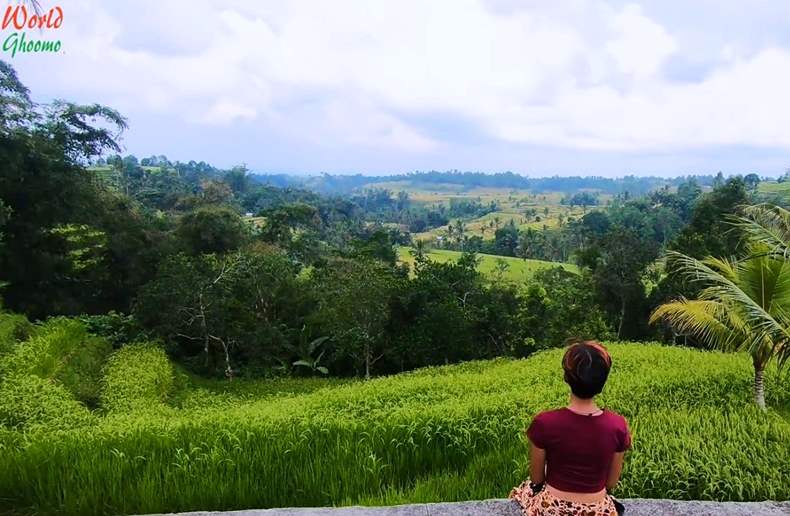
[{"xmin": 567, "ymin": 394, "xmax": 600, "ymax": 415}]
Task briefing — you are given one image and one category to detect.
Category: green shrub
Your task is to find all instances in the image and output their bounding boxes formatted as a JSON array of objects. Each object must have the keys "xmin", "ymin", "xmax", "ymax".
[
  {"xmin": 100, "ymin": 343, "xmax": 174, "ymax": 412},
  {"xmin": 77, "ymin": 311, "xmax": 148, "ymax": 348},
  {"xmin": 0, "ymin": 313, "xmax": 34, "ymax": 355},
  {"xmin": 0, "ymin": 374, "xmax": 95, "ymax": 430},
  {"xmin": 0, "ymin": 318, "xmax": 111, "ymax": 406},
  {"xmin": 0, "ymin": 343, "xmax": 787, "ymax": 515}
]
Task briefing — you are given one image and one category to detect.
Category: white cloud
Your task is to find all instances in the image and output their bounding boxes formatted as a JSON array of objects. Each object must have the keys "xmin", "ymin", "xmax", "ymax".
[
  {"xmin": 201, "ymin": 98, "xmax": 257, "ymax": 125},
  {"xmin": 8, "ymin": 0, "xmax": 790, "ymax": 156},
  {"xmin": 323, "ymin": 98, "xmax": 439, "ymax": 152},
  {"xmin": 605, "ymin": 4, "xmax": 677, "ymax": 79}
]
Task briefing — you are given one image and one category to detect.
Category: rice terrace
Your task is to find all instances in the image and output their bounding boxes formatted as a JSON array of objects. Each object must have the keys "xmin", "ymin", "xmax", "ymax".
[
  {"xmin": 2, "ymin": 1, "xmax": 790, "ymax": 516},
  {"xmin": 1, "ymin": 330, "xmax": 788, "ymax": 514}
]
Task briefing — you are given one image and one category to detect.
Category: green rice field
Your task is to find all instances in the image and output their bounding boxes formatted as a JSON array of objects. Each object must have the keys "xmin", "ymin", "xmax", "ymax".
[
  {"xmin": 397, "ymin": 247, "xmax": 577, "ymax": 282},
  {"xmin": 0, "ymin": 319, "xmax": 788, "ymax": 515}
]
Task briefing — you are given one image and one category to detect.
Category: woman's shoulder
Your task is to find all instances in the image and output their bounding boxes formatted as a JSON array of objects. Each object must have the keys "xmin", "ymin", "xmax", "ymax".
[
  {"xmin": 532, "ymin": 408, "xmax": 629, "ymax": 428},
  {"xmin": 603, "ymin": 410, "xmax": 632, "ymax": 451},
  {"xmin": 532, "ymin": 408, "xmax": 570, "ymax": 424},
  {"xmin": 534, "ymin": 407, "xmax": 567, "ymax": 418},
  {"xmin": 602, "ymin": 409, "xmax": 629, "ymax": 428}
]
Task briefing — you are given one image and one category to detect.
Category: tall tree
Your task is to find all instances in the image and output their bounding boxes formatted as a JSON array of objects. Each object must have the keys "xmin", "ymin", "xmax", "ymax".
[
  {"xmin": 580, "ymin": 226, "xmax": 658, "ymax": 339},
  {"xmin": 135, "ymin": 249, "xmax": 303, "ymax": 375},
  {"xmin": 309, "ymin": 259, "xmax": 399, "ymax": 379},
  {"xmin": 0, "ymin": 60, "xmax": 134, "ymax": 317},
  {"xmin": 177, "ymin": 206, "xmax": 249, "ymax": 255},
  {"xmin": 672, "ymin": 177, "xmax": 749, "ymax": 259}
]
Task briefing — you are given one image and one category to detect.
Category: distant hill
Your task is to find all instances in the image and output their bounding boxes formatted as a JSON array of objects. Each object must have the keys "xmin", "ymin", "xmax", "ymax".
[{"xmin": 252, "ymin": 171, "xmax": 720, "ymax": 196}]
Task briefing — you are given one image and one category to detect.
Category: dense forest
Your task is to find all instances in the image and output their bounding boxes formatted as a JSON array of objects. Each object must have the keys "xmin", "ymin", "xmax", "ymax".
[{"xmin": 0, "ymin": 59, "xmax": 784, "ymax": 381}]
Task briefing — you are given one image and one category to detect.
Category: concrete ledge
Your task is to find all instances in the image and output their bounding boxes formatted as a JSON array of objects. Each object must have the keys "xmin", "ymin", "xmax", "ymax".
[{"xmin": 151, "ymin": 498, "xmax": 790, "ymax": 516}]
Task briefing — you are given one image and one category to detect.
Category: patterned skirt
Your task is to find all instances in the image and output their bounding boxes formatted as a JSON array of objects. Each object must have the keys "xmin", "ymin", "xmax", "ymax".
[{"xmin": 509, "ymin": 480, "xmax": 618, "ymax": 516}]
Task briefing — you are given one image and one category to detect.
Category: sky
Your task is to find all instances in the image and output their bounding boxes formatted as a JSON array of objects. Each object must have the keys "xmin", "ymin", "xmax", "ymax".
[{"xmin": 4, "ymin": 0, "xmax": 790, "ymax": 176}]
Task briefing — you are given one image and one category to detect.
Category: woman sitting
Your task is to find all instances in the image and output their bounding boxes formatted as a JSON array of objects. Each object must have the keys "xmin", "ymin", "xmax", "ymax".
[{"xmin": 510, "ymin": 340, "xmax": 631, "ymax": 516}]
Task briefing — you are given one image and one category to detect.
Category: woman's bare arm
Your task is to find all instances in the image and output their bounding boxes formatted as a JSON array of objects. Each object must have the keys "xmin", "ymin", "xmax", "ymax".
[
  {"xmin": 606, "ymin": 452, "xmax": 625, "ymax": 491},
  {"xmin": 529, "ymin": 443, "xmax": 546, "ymax": 484}
]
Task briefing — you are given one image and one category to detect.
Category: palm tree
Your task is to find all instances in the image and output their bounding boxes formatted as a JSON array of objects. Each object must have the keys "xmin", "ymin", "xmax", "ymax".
[
  {"xmin": 411, "ymin": 239, "xmax": 426, "ymax": 263},
  {"xmin": 651, "ymin": 251, "xmax": 790, "ymax": 409},
  {"xmin": 446, "ymin": 224, "xmax": 455, "ymax": 242},
  {"xmin": 24, "ymin": 1, "xmax": 42, "ymax": 14},
  {"xmin": 454, "ymin": 219, "xmax": 465, "ymax": 245}
]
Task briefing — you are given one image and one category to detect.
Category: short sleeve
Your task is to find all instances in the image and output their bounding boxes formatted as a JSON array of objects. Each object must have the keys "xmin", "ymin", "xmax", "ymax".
[
  {"xmin": 615, "ymin": 417, "xmax": 632, "ymax": 452},
  {"xmin": 526, "ymin": 414, "xmax": 549, "ymax": 449}
]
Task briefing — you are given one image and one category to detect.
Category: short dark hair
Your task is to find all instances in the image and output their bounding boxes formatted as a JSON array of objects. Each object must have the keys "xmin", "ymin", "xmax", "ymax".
[{"xmin": 562, "ymin": 339, "xmax": 612, "ymax": 399}]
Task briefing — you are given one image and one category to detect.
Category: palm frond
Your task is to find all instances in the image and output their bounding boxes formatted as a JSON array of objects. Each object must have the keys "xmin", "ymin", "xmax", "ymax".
[
  {"xmin": 700, "ymin": 255, "xmax": 739, "ymax": 282},
  {"xmin": 662, "ymin": 250, "xmax": 790, "ymax": 366},
  {"xmin": 650, "ymin": 298, "xmax": 745, "ymax": 351},
  {"xmin": 666, "ymin": 251, "xmax": 790, "ymax": 345},
  {"xmin": 734, "ymin": 204, "xmax": 790, "ymax": 259}
]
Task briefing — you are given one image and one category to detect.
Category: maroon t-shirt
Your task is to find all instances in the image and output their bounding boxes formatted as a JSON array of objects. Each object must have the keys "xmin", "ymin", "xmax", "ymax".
[{"xmin": 527, "ymin": 408, "xmax": 631, "ymax": 493}]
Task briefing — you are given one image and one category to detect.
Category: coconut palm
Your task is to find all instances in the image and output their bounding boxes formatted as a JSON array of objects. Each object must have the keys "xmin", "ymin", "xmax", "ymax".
[
  {"xmin": 453, "ymin": 219, "xmax": 465, "ymax": 245},
  {"xmin": 445, "ymin": 224, "xmax": 454, "ymax": 243},
  {"xmin": 23, "ymin": 1, "xmax": 42, "ymax": 13},
  {"xmin": 650, "ymin": 251, "xmax": 790, "ymax": 409},
  {"xmin": 410, "ymin": 239, "xmax": 427, "ymax": 263}
]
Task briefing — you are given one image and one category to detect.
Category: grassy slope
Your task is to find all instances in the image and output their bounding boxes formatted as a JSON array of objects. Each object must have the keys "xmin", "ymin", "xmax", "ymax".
[
  {"xmin": 397, "ymin": 246, "xmax": 577, "ymax": 282},
  {"xmin": 758, "ymin": 181, "xmax": 790, "ymax": 203},
  {"xmin": 1, "ymin": 344, "xmax": 788, "ymax": 514},
  {"xmin": 758, "ymin": 181, "xmax": 790, "ymax": 194},
  {"xmin": 364, "ymin": 182, "xmax": 523, "ymax": 203}
]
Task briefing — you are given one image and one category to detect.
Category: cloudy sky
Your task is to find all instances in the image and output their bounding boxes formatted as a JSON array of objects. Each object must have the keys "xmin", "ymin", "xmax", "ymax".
[{"xmin": 5, "ymin": 0, "xmax": 790, "ymax": 176}]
